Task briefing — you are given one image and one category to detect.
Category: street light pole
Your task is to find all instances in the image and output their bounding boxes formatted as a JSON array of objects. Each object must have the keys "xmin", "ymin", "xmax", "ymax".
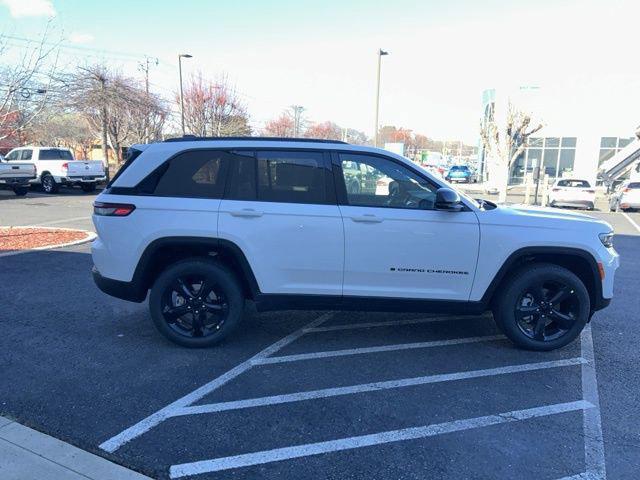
[
  {"xmin": 374, "ymin": 49, "xmax": 388, "ymax": 147},
  {"xmin": 178, "ymin": 53, "xmax": 193, "ymax": 136}
]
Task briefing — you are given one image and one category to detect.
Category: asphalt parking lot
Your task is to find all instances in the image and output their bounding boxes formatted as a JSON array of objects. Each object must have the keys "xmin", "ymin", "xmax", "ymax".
[{"xmin": 1, "ymin": 189, "xmax": 639, "ymax": 479}]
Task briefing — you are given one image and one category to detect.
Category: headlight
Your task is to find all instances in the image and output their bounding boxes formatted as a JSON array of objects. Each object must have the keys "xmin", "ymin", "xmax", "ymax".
[{"xmin": 599, "ymin": 232, "xmax": 614, "ymax": 248}]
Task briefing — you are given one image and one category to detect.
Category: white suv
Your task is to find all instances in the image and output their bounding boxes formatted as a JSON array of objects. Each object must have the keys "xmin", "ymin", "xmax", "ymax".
[{"xmin": 91, "ymin": 137, "xmax": 619, "ymax": 351}]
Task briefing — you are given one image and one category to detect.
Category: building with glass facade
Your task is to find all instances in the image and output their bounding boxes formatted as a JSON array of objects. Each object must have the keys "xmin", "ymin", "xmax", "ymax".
[{"xmin": 479, "ymin": 87, "xmax": 638, "ymax": 186}]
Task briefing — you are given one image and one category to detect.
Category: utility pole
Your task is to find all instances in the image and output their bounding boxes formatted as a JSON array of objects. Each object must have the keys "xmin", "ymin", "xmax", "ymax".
[
  {"xmin": 138, "ymin": 57, "xmax": 158, "ymax": 143},
  {"xmin": 178, "ymin": 54, "xmax": 193, "ymax": 136},
  {"xmin": 374, "ymin": 48, "xmax": 389, "ymax": 147},
  {"xmin": 290, "ymin": 105, "xmax": 304, "ymax": 137},
  {"xmin": 98, "ymin": 73, "xmax": 109, "ymax": 178}
]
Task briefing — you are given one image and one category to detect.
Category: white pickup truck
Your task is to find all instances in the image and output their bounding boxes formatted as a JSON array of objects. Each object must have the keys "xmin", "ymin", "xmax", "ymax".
[
  {"xmin": 0, "ymin": 154, "xmax": 36, "ymax": 196},
  {"xmin": 4, "ymin": 147, "xmax": 106, "ymax": 193}
]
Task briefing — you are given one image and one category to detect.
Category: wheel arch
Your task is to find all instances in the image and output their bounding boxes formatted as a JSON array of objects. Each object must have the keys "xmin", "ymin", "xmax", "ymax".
[
  {"xmin": 481, "ymin": 247, "xmax": 602, "ymax": 312},
  {"xmin": 132, "ymin": 236, "xmax": 260, "ymax": 302}
]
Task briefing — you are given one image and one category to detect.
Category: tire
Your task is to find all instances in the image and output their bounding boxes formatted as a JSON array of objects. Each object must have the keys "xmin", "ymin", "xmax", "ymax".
[
  {"xmin": 13, "ymin": 187, "xmax": 28, "ymax": 196},
  {"xmin": 493, "ymin": 263, "xmax": 590, "ymax": 351},
  {"xmin": 41, "ymin": 174, "xmax": 59, "ymax": 194},
  {"xmin": 81, "ymin": 183, "xmax": 96, "ymax": 193},
  {"xmin": 149, "ymin": 258, "xmax": 244, "ymax": 348}
]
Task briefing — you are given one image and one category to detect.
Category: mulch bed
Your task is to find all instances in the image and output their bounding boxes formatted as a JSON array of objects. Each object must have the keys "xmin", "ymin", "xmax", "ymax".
[{"xmin": 0, "ymin": 227, "xmax": 90, "ymax": 252}]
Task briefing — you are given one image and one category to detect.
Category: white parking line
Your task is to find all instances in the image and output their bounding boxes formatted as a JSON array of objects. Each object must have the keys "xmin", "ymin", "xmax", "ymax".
[
  {"xmin": 98, "ymin": 313, "xmax": 333, "ymax": 453},
  {"xmin": 257, "ymin": 335, "xmax": 505, "ymax": 365},
  {"xmin": 304, "ymin": 315, "xmax": 488, "ymax": 333},
  {"xmin": 621, "ymin": 212, "xmax": 640, "ymax": 233},
  {"xmin": 580, "ymin": 324, "xmax": 607, "ymax": 479},
  {"xmin": 169, "ymin": 400, "xmax": 593, "ymax": 478},
  {"xmin": 176, "ymin": 357, "xmax": 585, "ymax": 416}
]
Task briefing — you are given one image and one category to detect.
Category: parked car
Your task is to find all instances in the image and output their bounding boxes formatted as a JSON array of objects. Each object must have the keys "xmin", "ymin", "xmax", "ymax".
[
  {"xmin": 547, "ymin": 179, "xmax": 596, "ymax": 210},
  {"xmin": 4, "ymin": 147, "xmax": 106, "ymax": 193},
  {"xmin": 609, "ymin": 181, "xmax": 640, "ymax": 212},
  {"xmin": 445, "ymin": 165, "xmax": 476, "ymax": 183},
  {"xmin": 0, "ymin": 153, "xmax": 36, "ymax": 196},
  {"xmin": 342, "ymin": 160, "xmax": 377, "ymax": 195},
  {"xmin": 92, "ymin": 137, "xmax": 618, "ymax": 352}
]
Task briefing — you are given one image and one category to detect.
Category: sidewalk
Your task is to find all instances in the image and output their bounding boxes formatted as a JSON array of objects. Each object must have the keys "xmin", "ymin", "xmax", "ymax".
[{"xmin": 0, "ymin": 416, "xmax": 151, "ymax": 480}]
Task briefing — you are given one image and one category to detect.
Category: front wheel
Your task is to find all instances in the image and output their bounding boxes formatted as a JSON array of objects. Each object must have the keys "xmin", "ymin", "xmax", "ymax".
[
  {"xmin": 149, "ymin": 258, "xmax": 244, "ymax": 348},
  {"xmin": 494, "ymin": 263, "xmax": 589, "ymax": 351}
]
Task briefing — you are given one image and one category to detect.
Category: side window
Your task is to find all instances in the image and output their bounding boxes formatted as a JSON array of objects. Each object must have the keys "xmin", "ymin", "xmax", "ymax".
[
  {"xmin": 152, "ymin": 150, "xmax": 229, "ymax": 198},
  {"xmin": 20, "ymin": 150, "xmax": 33, "ymax": 160},
  {"xmin": 256, "ymin": 151, "xmax": 327, "ymax": 204},
  {"xmin": 226, "ymin": 151, "xmax": 257, "ymax": 200},
  {"xmin": 339, "ymin": 153, "xmax": 437, "ymax": 210}
]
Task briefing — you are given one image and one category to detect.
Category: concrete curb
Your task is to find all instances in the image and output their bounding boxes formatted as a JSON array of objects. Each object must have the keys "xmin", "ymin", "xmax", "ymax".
[
  {"xmin": 0, "ymin": 226, "xmax": 96, "ymax": 258},
  {"xmin": 0, "ymin": 416, "xmax": 151, "ymax": 479}
]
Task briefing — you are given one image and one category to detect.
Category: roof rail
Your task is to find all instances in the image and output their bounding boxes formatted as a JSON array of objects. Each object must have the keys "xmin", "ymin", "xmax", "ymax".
[{"xmin": 163, "ymin": 135, "xmax": 348, "ymax": 144}]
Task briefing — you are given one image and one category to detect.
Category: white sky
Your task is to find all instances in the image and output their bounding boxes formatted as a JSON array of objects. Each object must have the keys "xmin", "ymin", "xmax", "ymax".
[{"xmin": 1, "ymin": 0, "xmax": 639, "ymax": 142}]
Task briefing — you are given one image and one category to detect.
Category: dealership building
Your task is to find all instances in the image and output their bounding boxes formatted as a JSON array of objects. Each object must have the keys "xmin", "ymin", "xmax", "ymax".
[{"xmin": 479, "ymin": 86, "xmax": 639, "ymax": 186}]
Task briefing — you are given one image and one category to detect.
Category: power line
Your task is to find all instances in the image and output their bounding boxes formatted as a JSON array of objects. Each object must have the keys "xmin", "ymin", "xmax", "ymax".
[{"xmin": 1, "ymin": 34, "xmax": 153, "ymax": 61}]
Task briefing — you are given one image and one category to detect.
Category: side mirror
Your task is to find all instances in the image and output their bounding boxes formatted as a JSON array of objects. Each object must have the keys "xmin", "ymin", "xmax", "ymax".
[{"xmin": 435, "ymin": 187, "xmax": 463, "ymax": 212}]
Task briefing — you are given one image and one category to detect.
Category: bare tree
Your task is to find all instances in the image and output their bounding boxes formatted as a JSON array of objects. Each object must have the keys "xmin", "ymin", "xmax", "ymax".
[
  {"xmin": 26, "ymin": 112, "xmax": 94, "ymax": 158},
  {"xmin": 179, "ymin": 73, "xmax": 250, "ymax": 137},
  {"xmin": 480, "ymin": 100, "xmax": 544, "ymax": 201},
  {"xmin": 67, "ymin": 65, "xmax": 166, "ymax": 167},
  {"xmin": 0, "ymin": 30, "xmax": 61, "ymax": 146}
]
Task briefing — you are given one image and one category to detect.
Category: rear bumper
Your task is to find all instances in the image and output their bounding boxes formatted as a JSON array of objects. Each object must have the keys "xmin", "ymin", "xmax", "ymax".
[
  {"xmin": 0, "ymin": 177, "xmax": 34, "ymax": 186},
  {"xmin": 92, "ymin": 266, "xmax": 147, "ymax": 303},
  {"xmin": 549, "ymin": 199, "xmax": 594, "ymax": 208},
  {"xmin": 63, "ymin": 176, "xmax": 107, "ymax": 185}
]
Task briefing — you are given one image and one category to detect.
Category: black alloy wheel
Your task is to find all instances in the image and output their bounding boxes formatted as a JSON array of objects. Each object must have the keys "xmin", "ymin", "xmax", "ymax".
[
  {"xmin": 149, "ymin": 258, "xmax": 244, "ymax": 348},
  {"xmin": 494, "ymin": 263, "xmax": 590, "ymax": 351},
  {"xmin": 514, "ymin": 280, "xmax": 579, "ymax": 342},
  {"xmin": 161, "ymin": 276, "xmax": 229, "ymax": 339}
]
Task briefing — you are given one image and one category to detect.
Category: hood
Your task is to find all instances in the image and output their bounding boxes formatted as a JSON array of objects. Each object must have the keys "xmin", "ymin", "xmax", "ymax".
[{"xmin": 481, "ymin": 203, "xmax": 613, "ymax": 233}]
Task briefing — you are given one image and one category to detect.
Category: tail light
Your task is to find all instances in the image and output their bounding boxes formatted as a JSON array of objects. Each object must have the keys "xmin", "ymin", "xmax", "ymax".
[
  {"xmin": 623, "ymin": 188, "xmax": 631, "ymax": 193},
  {"xmin": 61, "ymin": 162, "xmax": 68, "ymax": 170},
  {"xmin": 93, "ymin": 202, "xmax": 135, "ymax": 216}
]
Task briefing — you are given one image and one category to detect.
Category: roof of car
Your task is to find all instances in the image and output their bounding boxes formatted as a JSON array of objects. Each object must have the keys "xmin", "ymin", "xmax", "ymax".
[{"xmin": 163, "ymin": 136, "xmax": 348, "ymax": 144}]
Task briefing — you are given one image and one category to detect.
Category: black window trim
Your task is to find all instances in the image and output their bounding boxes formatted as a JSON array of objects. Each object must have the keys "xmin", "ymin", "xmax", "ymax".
[
  {"xmin": 329, "ymin": 150, "xmax": 472, "ymax": 212},
  {"xmin": 108, "ymin": 147, "xmax": 336, "ymax": 206}
]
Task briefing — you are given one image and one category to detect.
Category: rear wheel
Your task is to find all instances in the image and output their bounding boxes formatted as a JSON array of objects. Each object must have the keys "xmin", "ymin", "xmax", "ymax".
[
  {"xmin": 13, "ymin": 186, "xmax": 28, "ymax": 196},
  {"xmin": 494, "ymin": 263, "xmax": 589, "ymax": 351},
  {"xmin": 149, "ymin": 258, "xmax": 244, "ymax": 348},
  {"xmin": 41, "ymin": 174, "xmax": 59, "ymax": 194}
]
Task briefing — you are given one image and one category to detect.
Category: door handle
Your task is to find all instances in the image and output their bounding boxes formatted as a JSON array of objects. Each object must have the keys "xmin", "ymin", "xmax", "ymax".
[
  {"xmin": 351, "ymin": 214, "xmax": 383, "ymax": 223},
  {"xmin": 230, "ymin": 209, "xmax": 263, "ymax": 218}
]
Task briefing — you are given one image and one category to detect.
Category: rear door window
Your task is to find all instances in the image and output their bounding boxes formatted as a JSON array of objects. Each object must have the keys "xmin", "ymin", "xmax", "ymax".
[
  {"xmin": 152, "ymin": 150, "xmax": 230, "ymax": 198},
  {"xmin": 20, "ymin": 150, "xmax": 33, "ymax": 160},
  {"xmin": 39, "ymin": 149, "xmax": 73, "ymax": 160},
  {"xmin": 256, "ymin": 151, "xmax": 329, "ymax": 204}
]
